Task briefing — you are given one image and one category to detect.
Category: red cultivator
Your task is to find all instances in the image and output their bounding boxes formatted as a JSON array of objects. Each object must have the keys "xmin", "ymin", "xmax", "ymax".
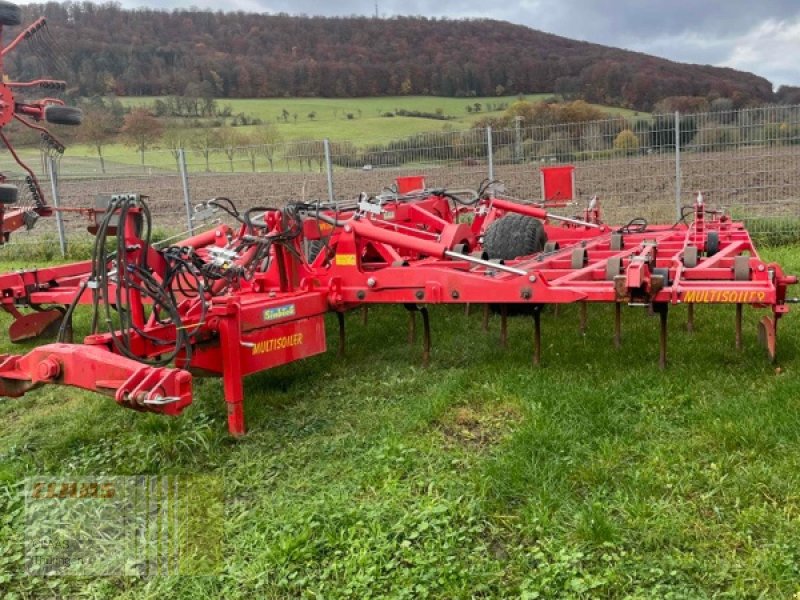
[
  {"xmin": 0, "ymin": 177, "xmax": 795, "ymax": 436},
  {"xmin": 0, "ymin": 1, "xmax": 82, "ymax": 242}
]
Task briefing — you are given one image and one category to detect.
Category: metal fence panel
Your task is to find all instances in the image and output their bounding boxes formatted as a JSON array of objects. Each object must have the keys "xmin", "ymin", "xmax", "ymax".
[{"xmin": 0, "ymin": 103, "xmax": 798, "ymax": 250}]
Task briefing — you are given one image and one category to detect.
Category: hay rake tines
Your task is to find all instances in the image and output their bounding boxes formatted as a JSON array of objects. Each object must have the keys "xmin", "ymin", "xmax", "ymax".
[
  {"xmin": 0, "ymin": 1, "xmax": 81, "ymax": 242},
  {"xmin": 0, "ymin": 177, "xmax": 794, "ymax": 437}
]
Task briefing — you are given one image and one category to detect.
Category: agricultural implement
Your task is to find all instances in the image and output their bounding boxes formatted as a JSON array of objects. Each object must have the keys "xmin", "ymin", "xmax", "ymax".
[
  {"xmin": 0, "ymin": 0, "xmax": 82, "ymax": 242},
  {"xmin": 0, "ymin": 174, "xmax": 795, "ymax": 436}
]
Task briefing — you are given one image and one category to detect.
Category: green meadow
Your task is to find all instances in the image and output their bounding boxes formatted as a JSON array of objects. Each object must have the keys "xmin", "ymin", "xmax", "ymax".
[{"xmin": 1, "ymin": 242, "xmax": 800, "ymax": 598}]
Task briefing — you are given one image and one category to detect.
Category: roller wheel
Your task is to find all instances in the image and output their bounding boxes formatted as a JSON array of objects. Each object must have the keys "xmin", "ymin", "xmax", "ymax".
[
  {"xmin": 484, "ymin": 214, "xmax": 547, "ymax": 260},
  {"xmin": 610, "ymin": 233, "xmax": 624, "ymax": 251},
  {"xmin": 683, "ymin": 246, "xmax": 698, "ymax": 268},
  {"xmin": 0, "ymin": 183, "xmax": 18, "ymax": 204},
  {"xmin": 734, "ymin": 255, "xmax": 750, "ymax": 281},
  {"xmin": 706, "ymin": 231, "xmax": 719, "ymax": 257},
  {"xmin": 606, "ymin": 256, "xmax": 622, "ymax": 280},
  {"xmin": 571, "ymin": 247, "xmax": 587, "ymax": 270},
  {"xmin": 44, "ymin": 105, "xmax": 83, "ymax": 126},
  {"xmin": 652, "ymin": 267, "xmax": 671, "ymax": 287},
  {"xmin": 543, "ymin": 241, "xmax": 559, "ymax": 253},
  {"xmin": 0, "ymin": 1, "xmax": 21, "ymax": 27}
]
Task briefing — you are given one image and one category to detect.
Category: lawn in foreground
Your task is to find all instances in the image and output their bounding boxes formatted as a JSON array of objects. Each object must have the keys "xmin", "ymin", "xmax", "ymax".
[{"xmin": 1, "ymin": 245, "xmax": 800, "ymax": 598}]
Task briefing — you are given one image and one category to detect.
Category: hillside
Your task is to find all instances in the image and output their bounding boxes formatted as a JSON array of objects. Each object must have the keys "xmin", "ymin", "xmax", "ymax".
[{"xmin": 11, "ymin": 3, "xmax": 775, "ymax": 111}]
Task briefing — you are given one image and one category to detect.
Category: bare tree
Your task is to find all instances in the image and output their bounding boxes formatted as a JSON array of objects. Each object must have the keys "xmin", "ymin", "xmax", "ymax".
[
  {"xmin": 217, "ymin": 128, "xmax": 248, "ymax": 172},
  {"xmin": 248, "ymin": 123, "xmax": 283, "ymax": 172},
  {"xmin": 121, "ymin": 108, "xmax": 164, "ymax": 165},
  {"xmin": 190, "ymin": 127, "xmax": 223, "ymax": 172},
  {"xmin": 162, "ymin": 124, "xmax": 189, "ymax": 170},
  {"xmin": 78, "ymin": 107, "xmax": 119, "ymax": 174}
]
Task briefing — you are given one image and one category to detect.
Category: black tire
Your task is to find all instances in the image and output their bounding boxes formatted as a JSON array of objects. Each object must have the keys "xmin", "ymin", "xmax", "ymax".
[
  {"xmin": 0, "ymin": 1, "xmax": 21, "ymax": 27},
  {"xmin": 44, "ymin": 105, "xmax": 83, "ymax": 126},
  {"xmin": 0, "ymin": 183, "xmax": 18, "ymax": 205},
  {"xmin": 483, "ymin": 214, "xmax": 547, "ymax": 260}
]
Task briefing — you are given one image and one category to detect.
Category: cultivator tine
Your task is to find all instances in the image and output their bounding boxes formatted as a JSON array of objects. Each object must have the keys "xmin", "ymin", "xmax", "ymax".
[
  {"xmin": 407, "ymin": 307, "xmax": 416, "ymax": 345},
  {"xmin": 420, "ymin": 307, "xmax": 431, "ymax": 367},
  {"xmin": 758, "ymin": 316, "xmax": 777, "ymax": 363},
  {"xmin": 532, "ymin": 306, "xmax": 542, "ymax": 366},
  {"xmin": 735, "ymin": 304, "xmax": 743, "ymax": 351},
  {"xmin": 464, "ymin": 303, "xmax": 471, "ymax": 317},
  {"xmin": 500, "ymin": 305, "xmax": 508, "ymax": 348},
  {"xmin": 482, "ymin": 304, "xmax": 490, "ymax": 332},
  {"xmin": 336, "ymin": 311, "xmax": 346, "ymax": 357},
  {"xmin": 614, "ymin": 303, "xmax": 622, "ymax": 349},
  {"xmin": 686, "ymin": 304, "xmax": 695, "ymax": 333},
  {"xmin": 655, "ymin": 303, "xmax": 668, "ymax": 370},
  {"xmin": 579, "ymin": 301, "xmax": 588, "ymax": 335},
  {"xmin": 362, "ymin": 306, "xmax": 369, "ymax": 326}
]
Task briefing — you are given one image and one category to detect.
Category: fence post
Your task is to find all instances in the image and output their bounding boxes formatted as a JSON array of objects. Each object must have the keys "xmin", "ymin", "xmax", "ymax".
[
  {"xmin": 324, "ymin": 138, "xmax": 335, "ymax": 203},
  {"xmin": 178, "ymin": 148, "xmax": 195, "ymax": 236},
  {"xmin": 47, "ymin": 156, "xmax": 67, "ymax": 257},
  {"xmin": 514, "ymin": 116, "xmax": 523, "ymax": 163},
  {"xmin": 487, "ymin": 126, "xmax": 494, "ymax": 181},
  {"xmin": 674, "ymin": 110, "xmax": 682, "ymax": 220}
]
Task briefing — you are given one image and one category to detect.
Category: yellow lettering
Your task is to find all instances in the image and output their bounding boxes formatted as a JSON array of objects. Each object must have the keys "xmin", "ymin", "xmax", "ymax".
[{"xmin": 252, "ymin": 333, "xmax": 305, "ymax": 356}]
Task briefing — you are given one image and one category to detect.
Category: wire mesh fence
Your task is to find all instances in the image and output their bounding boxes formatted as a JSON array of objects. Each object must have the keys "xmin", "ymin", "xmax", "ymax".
[{"xmin": 0, "ymin": 103, "xmax": 798, "ymax": 255}]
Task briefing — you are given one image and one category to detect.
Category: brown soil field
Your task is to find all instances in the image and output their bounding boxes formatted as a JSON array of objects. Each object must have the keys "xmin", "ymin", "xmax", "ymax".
[{"xmin": 10, "ymin": 145, "xmax": 800, "ymax": 246}]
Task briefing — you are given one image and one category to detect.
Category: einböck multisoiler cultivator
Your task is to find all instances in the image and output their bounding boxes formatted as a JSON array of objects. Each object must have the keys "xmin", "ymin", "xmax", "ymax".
[{"xmin": 0, "ymin": 177, "xmax": 795, "ymax": 436}]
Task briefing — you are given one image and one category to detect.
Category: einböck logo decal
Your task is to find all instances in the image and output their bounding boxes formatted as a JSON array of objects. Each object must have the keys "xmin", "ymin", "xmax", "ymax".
[{"xmin": 263, "ymin": 304, "xmax": 296, "ymax": 321}]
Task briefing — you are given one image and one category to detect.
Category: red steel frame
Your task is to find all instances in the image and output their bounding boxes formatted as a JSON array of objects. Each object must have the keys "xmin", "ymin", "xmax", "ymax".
[
  {"xmin": 0, "ymin": 11, "xmax": 80, "ymax": 242},
  {"xmin": 0, "ymin": 184, "xmax": 795, "ymax": 436}
]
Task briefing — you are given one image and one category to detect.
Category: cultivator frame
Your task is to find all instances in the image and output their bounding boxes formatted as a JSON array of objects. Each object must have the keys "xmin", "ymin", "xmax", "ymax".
[{"xmin": 0, "ymin": 176, "xmax": 794, "ymax": 436}]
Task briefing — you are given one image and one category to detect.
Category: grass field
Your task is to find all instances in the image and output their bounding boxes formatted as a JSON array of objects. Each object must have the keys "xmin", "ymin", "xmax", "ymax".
[
  {"xmin": 2, "ymin": 245, "xmax": 800, "ymax": 597},
  {"xmin": 40, "ymin": 94, "xmax": 645, "ymax": 171}
]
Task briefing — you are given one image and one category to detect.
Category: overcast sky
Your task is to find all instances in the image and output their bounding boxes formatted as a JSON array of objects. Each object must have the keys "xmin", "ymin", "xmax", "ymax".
[{"xmin": 26, "ymin": 0, "xmax": 800, "ymax": 88}]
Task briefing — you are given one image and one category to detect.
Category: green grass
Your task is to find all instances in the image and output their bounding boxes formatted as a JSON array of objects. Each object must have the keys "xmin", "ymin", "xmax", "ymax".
[
  {"xmin": 38, "ymin": 95, "xmax": 644, "ymax": 172},
  {"xmin": 3, "ymin": 246, "xmax": 800, "ymax": 597}
]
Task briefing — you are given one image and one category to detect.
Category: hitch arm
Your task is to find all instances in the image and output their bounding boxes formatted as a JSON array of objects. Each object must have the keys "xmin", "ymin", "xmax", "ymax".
[{"xmin": 0, "ymin": 344, "xmax": 192, "ymax": 415}]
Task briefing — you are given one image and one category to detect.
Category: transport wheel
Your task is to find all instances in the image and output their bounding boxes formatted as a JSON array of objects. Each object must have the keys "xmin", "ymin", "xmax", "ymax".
[
  {"xmin": 484, "ymin": 213, "xmax": 547, "ymax": 260},
  {"xmin": 0, "ymin": 1, "xmax": 21, "ymax": 27},
  {"xmin": 606, "ymin": 256, "xmax": 622, "ymax": 280},
  {"xmin": 734, "ymin": 255, "xmax": 750, "ymax": 281},
  {"xmin": 44, "ymin": 105, "xmax": 83, "ymax": 126},
  {"xmin": 610, "ymin": 233, "xmax": 624, "ymax": 251},
  {"xmin": 0, "ymin": 183, "xmax": 18, "ymax": 204},
  {"xmin": 706, "ymin": 231, "xmax": 719, "ymax": 256},
  {"xmin": 683, "ymin": 246, "xmax": 698, "ymax": 268}
]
